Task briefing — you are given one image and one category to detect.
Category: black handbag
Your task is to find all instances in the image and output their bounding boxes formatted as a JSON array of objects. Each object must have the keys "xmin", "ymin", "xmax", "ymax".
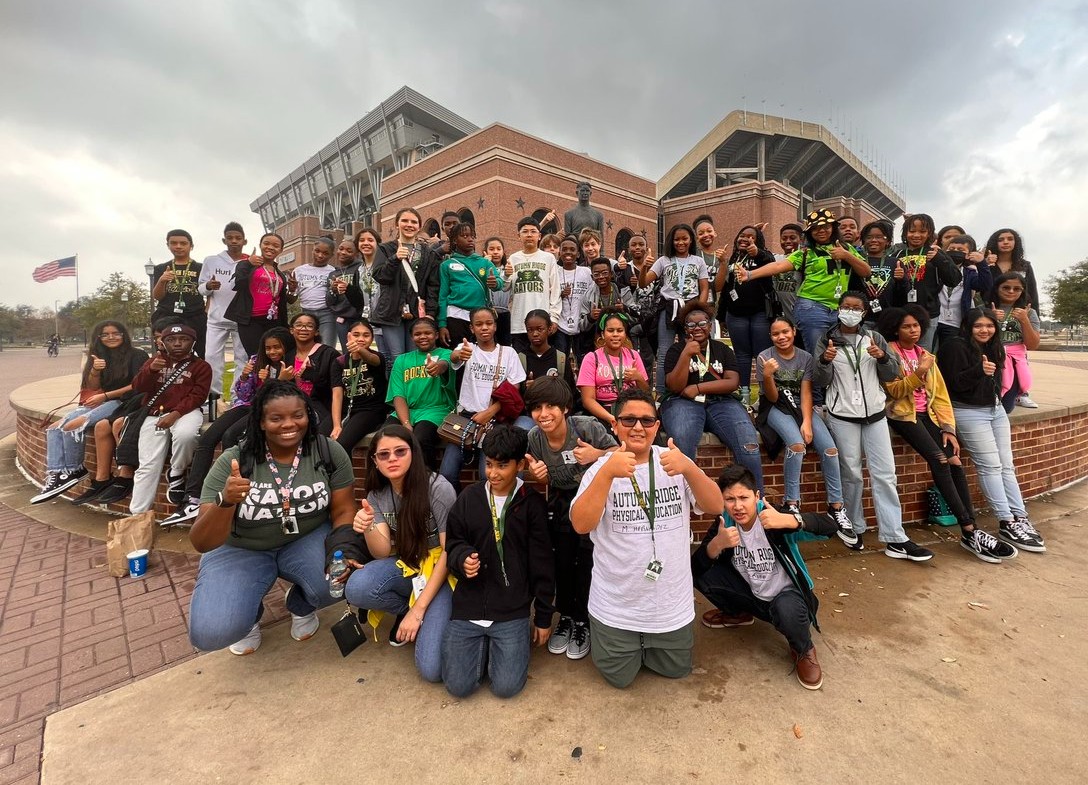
[{"xmin": 330, "ymin": 603, "xmax": 367, "ymax": 657}]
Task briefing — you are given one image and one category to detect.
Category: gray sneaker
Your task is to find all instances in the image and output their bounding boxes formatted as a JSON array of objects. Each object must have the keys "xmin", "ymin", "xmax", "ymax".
[
  {"xmin": 566, "ymin": 621, "xmax": 590, "ymax": 660},
  {"xmin": 548, "ymin": 616, "xmax": 573, "ymax": 655}
]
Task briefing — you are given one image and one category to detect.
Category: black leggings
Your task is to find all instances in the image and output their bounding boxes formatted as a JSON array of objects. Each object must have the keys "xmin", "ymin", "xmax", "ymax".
[
  {"xmin": 185, "ymin": 406, "xmax": 250, "ymax": 499},
  {"xmin": 889, "ymin": 415, "xmax": 974, "ymax": 526},
  {"xmin": 237, "ymin": 318, "xmax": 286, "ymax": 356},
  {"xmin": 548, "ymin": 490, "xmax": 593, "ymax": 623},
  {"xmin": 336, "ymin": 408, "xmax": 388, "ymax": 455},
  {"xmin": 410, "ymin": 419, "xmax": 443, "ymax": 471}
]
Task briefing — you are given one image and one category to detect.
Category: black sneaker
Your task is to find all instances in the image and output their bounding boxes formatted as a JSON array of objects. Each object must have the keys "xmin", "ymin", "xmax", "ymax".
[
  {"xmin": 885, "ymin": 540, "xmax": 934, "ymax": 562},
  {"xmin": 30, "ymin": 467, "xmax": 87, "ymax": 504},
  {"xmin": 69, "ymin": 477, "xmax": 113, "ymax": 506},
  {"xmin": 829, "ymin": 507, "xmax": 859, "ymax": 548},
  {"xmin": 960, "ymin": 528, "xmax": 1017, "ymax": 563},
  {"xmin": 96, "ymin": 476, "xmax": 134, "ymax": 505},
  {"xmin": 160, "ymin": 500, "xmax": 200, "ymax": 529},
  {"xmin": 389, "ymin": 614, "xmax": 408, "ymax": 647},
  {"xmin": 166, "ymin": 473, "xmax": 188, "ymax": 506},
  {"xmin": 998, "ymin": 519, "xmax": 1045, "ymax": 553}
]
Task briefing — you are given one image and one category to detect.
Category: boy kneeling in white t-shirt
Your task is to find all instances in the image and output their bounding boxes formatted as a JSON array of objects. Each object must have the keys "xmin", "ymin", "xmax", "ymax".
[{"xmin": 570, "ymin": 388, "xmax": 721, "ymax": 688}]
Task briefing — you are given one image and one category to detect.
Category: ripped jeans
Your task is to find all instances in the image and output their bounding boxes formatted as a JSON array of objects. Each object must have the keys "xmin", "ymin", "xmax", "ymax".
[
  {"xmin": 45, "ymin": 401, "xmax": 121, "ymax": 473},
  {"xmin": 660, "ymin": 397, "xmax": 764, "ymax": 489},
  {"xmin": 764, "ymin": 405, "xmax": 842, "ymax": 505}
]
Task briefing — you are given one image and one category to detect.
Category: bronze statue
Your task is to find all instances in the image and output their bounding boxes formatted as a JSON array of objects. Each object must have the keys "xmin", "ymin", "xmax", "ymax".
[{"xmin": 563, "ymin": 181, "xmax": 604, "ymax": 242}]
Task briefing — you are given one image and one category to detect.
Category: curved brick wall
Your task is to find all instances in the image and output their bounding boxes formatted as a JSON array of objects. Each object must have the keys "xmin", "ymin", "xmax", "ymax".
[{"xmin": 13, "ymin": 379, "xmax": 1088, "ymax": 531}]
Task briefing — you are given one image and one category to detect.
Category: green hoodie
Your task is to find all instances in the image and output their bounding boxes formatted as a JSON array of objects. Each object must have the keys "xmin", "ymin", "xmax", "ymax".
[{"xmin": 438, "ymin": 253, "xmax": 504, "ymax": 326}]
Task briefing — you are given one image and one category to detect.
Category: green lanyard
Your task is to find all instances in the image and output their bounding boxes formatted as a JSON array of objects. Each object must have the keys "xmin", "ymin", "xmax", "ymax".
[
  {"xmin": 694, "ymin": 341, "xmax": 713, "ymax": 379},
  {"xmin": 603, "ymin": 350, "xmax": 625, "ymax": 394},
  {"xmin": 343, "ymin": 356, "xmax": 361, "ymax": 422},
  {"xmin": 840, "ymin": 334, "xmax": 864, "ymax": 378},
  {"xmin": 488, "ymin": 486, "xmax": 513, "ymax": 587},
  {"xmin": 629, "ymin": 458, "xmax": 658, "ymax": 562}
]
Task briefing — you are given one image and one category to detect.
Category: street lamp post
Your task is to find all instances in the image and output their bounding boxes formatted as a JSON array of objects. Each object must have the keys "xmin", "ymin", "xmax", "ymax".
[
  {"xmin": 144, "ymin": 258, "xmax": 156, "ymax": 338},
  {"xmin": 54, "ymin": 299, "xmax": 60, "ymax": 340}
]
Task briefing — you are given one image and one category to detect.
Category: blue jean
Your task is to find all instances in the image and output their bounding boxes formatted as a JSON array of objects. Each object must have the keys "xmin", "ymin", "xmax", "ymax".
[
  {"xmin": 765, "ymin": 405, "xmax": 842, "ymax": 505},
  {"xmin": 439, "ymin": 415, "xmax": 536, "ymax": 488},
  {"xmin": 344, "ymin": 556, "xmax": 453, "ymax": 683},
  {"xmin": 660, "ymin": 397, "xmax": 763, "ymax": 489},
  {"xmin": 655, "ymin": 309, "xmax": 677, "ymax": 396},
  {"xmin": 442, "ymin": 617, "xmax": 531, "ymax": 699},
  {"xmin": 188, "ymin": 522, "xmax": 335, "ymax": 652},
  {"xmin": 379, "ymin": 320, "xmax": 415, "ymax": 359},
  {"xmin": 793, "ymin": 298, "xmax": 837, "ymax": 404},
  {"xmin": 824, "ymin": 417, "xmax": 907, "ymax": 543},
  {"xmin": 46, "ymin": 401, "xmax": 121, "ymax": 473},
  {"xmin": 724, "ymin": 311, "xmax": 771, "ymax": 391},
  {"xmin": 317, "ymin": 310, "xmax": 338, "ymax": 349},
  {"xmin": 953, "ymin": 405, "xmax": 1027, "ymax": 521}
]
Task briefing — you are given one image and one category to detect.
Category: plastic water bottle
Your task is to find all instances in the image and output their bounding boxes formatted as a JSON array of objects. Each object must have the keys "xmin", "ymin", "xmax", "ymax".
[{"xmin": 328, "ymin": 550, "xmax": 347, "ymax": 599}]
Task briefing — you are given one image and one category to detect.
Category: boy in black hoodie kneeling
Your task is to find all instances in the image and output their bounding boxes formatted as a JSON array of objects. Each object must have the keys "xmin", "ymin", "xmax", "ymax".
[{"xmin": 443, "ymin": 425, "xmax": 555, "ymax": 698}]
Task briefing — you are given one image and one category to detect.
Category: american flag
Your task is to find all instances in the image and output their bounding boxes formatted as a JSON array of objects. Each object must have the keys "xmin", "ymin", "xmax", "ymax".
[{"xmin": 32, "ymin": 256, "xmax": 77, "ymax": 283}]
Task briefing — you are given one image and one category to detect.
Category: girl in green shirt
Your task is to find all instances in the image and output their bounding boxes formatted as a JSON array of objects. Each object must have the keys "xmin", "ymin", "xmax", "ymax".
[
  {"xmin": 387, "ymin": 317, "xmax": 455, "ymax": 469},
  {"xmin": 438, "ymin": 223, "xmax": 503, "ymax": 348}
]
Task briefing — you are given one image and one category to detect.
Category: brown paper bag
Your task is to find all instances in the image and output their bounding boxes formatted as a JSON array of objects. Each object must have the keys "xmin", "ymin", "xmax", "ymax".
[{"xmin": 106, "ymin": 511, "xmax": 155, "ymax": 577}]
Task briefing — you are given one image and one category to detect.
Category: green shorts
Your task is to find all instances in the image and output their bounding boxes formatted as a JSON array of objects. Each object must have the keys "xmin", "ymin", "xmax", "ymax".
[{"xmin": 588, "ymin": 615, "xmax": 694, "ymax": 689}]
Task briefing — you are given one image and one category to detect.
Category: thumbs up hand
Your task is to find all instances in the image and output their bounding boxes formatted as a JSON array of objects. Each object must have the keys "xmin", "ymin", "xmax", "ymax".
[
  {"xmin": 926, "ymin": 244, "xmax": 939, "ymax": 262},
  {"xmin": 91, "ymin": 354, "xmax": 106, "ymax": 371},
  {"xmin": 659, "ymin": 437, "xmax": 691, "ymax": 477},
  {"xmin": 278, "ymin": 361, "xmax": 295, "ymax": 381},
  {"xmin": 505, "ymin": 259, "xmax": 514, "ymax": 278},
  {"xmin": 424, "ymin": 352, "xmax": 441, "ymax": 377},
  {"xmin": 353, "ymin": 498, "xmax": 375, "ymax": 534},
  {"xmin": 525, "ymin": 453, "xmax": 549, "ymax": 484},
  {"xmin": 572, "ymin": 437, "xmax": 598, "ymax": 465},
  {"xmin": 617, "ymin": 251, "xmax": 628, "ymax": 270},
  {"xmin": 207, "ymin": 274, "xmax": 221, "ymax": 291},
  {"xmin": 604, "ymin": 441, "xmax": 637, "ymax": 480},
  {"xmin": 981, "ymin": 356, "xmax": 997, "ymax": 376},
  {"xmin": 463, "ymin": 552, "xmax": 481, "ymax": 579},
  {"xmin": 453, "ymin": 338, "xmax": 473, "ymax": 362},
  {"xmin": 486, "ymin": 269, "xmax": 498, "ymax": 290},
  {"xmin": 223, "ymin": 458, "xmax": 251, "ymax": 505}
]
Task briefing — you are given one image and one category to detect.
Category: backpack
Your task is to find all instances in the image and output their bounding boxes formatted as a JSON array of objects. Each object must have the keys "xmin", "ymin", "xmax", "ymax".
[{"xmin": 518, "ymin": 349, "xmax": 566, "ymax": 380}]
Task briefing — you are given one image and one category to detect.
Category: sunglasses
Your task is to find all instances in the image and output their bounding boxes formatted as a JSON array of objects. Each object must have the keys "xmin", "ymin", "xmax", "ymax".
[
  {"xmin": 616, "ymin": 415, "xmax": 659, "ymax": 428},
  {"xmin": 374, "ymin": 446, "xmax": 410, "ymax": 463}
]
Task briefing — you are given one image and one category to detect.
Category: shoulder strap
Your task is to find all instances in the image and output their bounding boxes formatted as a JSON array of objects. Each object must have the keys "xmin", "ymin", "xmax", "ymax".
[
  {"xmin": 315, "ymin": 435, "xmax": 336, "ymax": 475},
  {"xmin": 556, "ymin": 349, "xmax": 566, "ymax": 380}
]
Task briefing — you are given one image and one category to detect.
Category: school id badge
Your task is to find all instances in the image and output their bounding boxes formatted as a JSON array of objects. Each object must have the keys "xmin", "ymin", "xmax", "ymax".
[{"xmin": 644, "ymin": 559, "xmax": 663, "ymax": 582}]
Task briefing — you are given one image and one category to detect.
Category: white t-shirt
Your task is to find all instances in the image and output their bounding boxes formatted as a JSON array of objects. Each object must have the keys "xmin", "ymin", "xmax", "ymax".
[
  {"xmin": 292, "ymin": 264, "xmax": 334, "ymax": 311},
  {"xmin": 198, "ymin": 251, "xmax": 243, "ymax": 326},
  {"xmin": 452, "ymin": 344, "xmax": 526, "ymax": 413},
  {"xmin": 650, "ymin": 255, "xmax": 708, "ymax": 303},
  {"xmin": 731, "ymin": 518, "xmax": 792, "ymax": 601},
  {"xmin": 557, "ymin": 266, "xmax": 594, "ymax": 335},
  {"xmin": 574, "ymin": 445, "xmax": 700, "ymax": 633},
  {"xmin": 504, "ymin": 249, "xmax": 562, "ymax": 333}
]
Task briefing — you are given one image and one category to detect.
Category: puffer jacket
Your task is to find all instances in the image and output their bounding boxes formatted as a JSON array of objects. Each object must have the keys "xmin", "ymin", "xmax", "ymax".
[{"xmin": 812, "ymin": 324, "xmax": 900, "ymax": 423}]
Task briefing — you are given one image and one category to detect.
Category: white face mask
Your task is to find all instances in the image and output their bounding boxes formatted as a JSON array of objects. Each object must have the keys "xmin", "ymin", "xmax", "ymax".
[{"xmin": 838, "ymin": 309, "xmax": 864, "ymax": 328}]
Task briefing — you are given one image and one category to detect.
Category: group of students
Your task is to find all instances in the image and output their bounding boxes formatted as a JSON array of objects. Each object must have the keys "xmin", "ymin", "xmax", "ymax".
[{"xmin": 30, "ymin": 205, "xmax": 1048, "ymax": 697}]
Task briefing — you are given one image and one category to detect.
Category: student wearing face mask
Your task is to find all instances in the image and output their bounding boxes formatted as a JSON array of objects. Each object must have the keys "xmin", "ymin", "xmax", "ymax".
[{"xmin": 935, "ymin": 234, "xmax": 992, "ymax": 350}]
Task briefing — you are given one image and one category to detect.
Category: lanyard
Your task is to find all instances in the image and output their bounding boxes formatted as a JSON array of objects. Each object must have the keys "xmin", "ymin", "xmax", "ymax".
[
  {"xmin": 694, "ymin": 341, "xmax": 713, "ymax": 378},
  {"xmin": 344, "ymin": 356, "xmax": 362, "ymax": 422},
  {"xmin": 265, "ymin": 444, "xmax": 303, "ymax": 520},
  {"xmin": 597, "ymin": 283, "xmax": 618, "ymax": 308},
  {"xmin": 840, "ymin": 334, "xmax": 865, "ymax": 377},
  {"xmin": 488, "ymin": 486, "xmax": 513, "ymax": 587},
  {"xmin": 603, "ymin": 349, "xmax": 625, "ymax": 393},
  {"xmin": 672, "ymin": 259, "xmax": 693, "ymax": 297},
  {"xmin": 901, "ymin": 252, "xmax": 926, "ymax": 288},
  {"xmin": 358, "ymin": 262, "xmax": 374, "ymax": 294},
  {"xmin": 171, "ymin": 260, "xmax": 192, "ymax": 307},
  {"xmin": 629, "ymin": 457, "xmax": 658, "ymax": 562}
]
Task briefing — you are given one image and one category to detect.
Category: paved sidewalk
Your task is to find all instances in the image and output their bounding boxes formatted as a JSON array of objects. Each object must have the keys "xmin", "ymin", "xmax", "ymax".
[{"xmin": 0, "ymin": 502, "xmax": 289, "ymax": 785}]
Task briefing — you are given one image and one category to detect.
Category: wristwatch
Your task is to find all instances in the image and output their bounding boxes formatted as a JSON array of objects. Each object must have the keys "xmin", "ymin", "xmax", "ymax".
[
  {"xmin": 793, "ymin": 513, "xmax": 805, "ymax": 531},
  {"xmin": 216, "ymin": 491, "xmax": 235, "ymax": 508}
]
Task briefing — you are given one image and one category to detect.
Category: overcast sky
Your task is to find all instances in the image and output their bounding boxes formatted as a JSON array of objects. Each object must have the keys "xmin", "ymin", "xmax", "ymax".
[{"xmin": 3, "ymin": 0, "xmax": 1086, "ymax": 313}]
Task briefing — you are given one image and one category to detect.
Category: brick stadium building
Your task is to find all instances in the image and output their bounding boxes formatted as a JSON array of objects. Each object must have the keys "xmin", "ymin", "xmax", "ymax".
[{"xmin": 251, "ymin": 86, "xmax": 903, "ymax": 267}]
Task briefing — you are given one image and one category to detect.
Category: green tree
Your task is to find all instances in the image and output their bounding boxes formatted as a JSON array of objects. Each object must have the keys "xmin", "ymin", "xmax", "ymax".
[
  {"xmin": 72, "ymin": 273, "xmax": 152, "ymax": 335},
  {"xmin": 1046, "ymin": 258, "xmax": 1088, "ymax": 328}
]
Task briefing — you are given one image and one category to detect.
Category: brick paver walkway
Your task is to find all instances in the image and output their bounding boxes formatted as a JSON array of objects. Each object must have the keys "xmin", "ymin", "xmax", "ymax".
[{"xmin": 0, "ymin": 505, "xmax": 289, "ymax": 784}]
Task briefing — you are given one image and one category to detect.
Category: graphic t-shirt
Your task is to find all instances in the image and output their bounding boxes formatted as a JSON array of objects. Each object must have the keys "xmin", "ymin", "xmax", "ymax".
[
  {"xmin": 731, "ymin": 517, "xmax": 792, "ymax": 602},
  {"xmin": 557, "ymin": 266, "xmax": 594, "ymax": 335},
  {"xmin": 662, "ymin": 340, "xmax": 738, "ymax": 402},
  {"xmin": 892, "ymin": 343, "xmax": 929, "ymax": 413},
  {"xmin": 789, "ymin": 245, "xmax": 865, "ymax": 309},
  {"xmin": 152, "ymin": 261, "xmax": 204, "ymax": 320},
  {"xmin": 650, "ymin": 255, "xmax": 708, "ymax": 303},
  {"xmin": 339, "ymin": 353, "xmax": 388, "ymax": 415},
  {"xmin": 860, "ymin": 255, "xmax": 895, "ymax": 312},
  {"xmin": 199, "ymin": 252, "xmax": 245, "ymax": 325},
  {"xmin": 700, "ymin": 250, "xmax": 719, "ymax": 305},
  {"xmin": 292, "ymin": 264, "xmax": 334, "ymax": 311},
  {"xmin": 576, "ymin": 348, "xmax": 647, "ymax": 405},
  {"xmin": 755, "ymin": 348, "xmax": 814, "ymax": 409},
  {"xmin": 452, "ymin": 345, "xmax": 526, "ymax": 413},
  {"xmin": 505, "ymin": 249, "xmax": 561, "ymax": 333},
  {"xmin": 574, "ymin": 445, "xmax": 701, "ymax": 632},
  {"xmin": 367, "ymin": 475, "xmax": 456, "ymax": 554},
  {"xmin": 386, "ymin": 348, "xmax": 456, "ymax": 426},
  {"xmin": 527, "ymin": 416, "xmax": 616, "ymax": 491},
  {"xmin": 200, "ymin": 441, "xmax": 355, "ymax": 551},
  {"xmin": 249, "ymin": 265, "xmax": 282, "ymax": 318},
  {"xmin": 998, "ymin": 307, "xmax": 1040, "ymax": 347}
]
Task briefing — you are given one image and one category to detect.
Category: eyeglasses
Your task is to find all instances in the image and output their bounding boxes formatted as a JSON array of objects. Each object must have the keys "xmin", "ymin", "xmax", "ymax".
[
  {"xmin": 839, "ymin": 305, "xmax": 866, "ymax": 313},
  {"xmin": 616, "ymin": 415, "xmax": 659, "ymax": 428},
  {"xmin": 99, "ymin": 333, "xmax": 123, "ymax": 339},
  {"xmin": 374, "ymin": 446, "xmax": 410, "ymax": 462},
  {"xmin": 685, "ymin": 320, "xmax": 710, "ymax": 329},
  {"xmin": 292, "ymin": 324, "xmax": 316, "ymax": 331}
]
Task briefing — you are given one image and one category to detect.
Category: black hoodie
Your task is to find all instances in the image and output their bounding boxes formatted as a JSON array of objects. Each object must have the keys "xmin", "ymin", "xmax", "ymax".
[{"xmin": 445, "ymin": 481, "xmax": 555, "ymax": 628}]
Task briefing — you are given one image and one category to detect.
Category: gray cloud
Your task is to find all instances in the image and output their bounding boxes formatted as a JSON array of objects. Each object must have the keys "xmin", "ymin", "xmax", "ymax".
[{"xmin": 3, "ymin": 0, "xmax": 1086, "ymax": 311}]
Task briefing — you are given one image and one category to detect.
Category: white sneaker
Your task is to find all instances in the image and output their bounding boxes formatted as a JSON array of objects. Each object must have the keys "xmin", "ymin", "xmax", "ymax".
[
  {"xmin": 229, "ymin": 623, "xmax": 262, "ymax": 655},
  {"xmin": 290, "ymin": 612, "xmax": 319, "ymax": 641},
  {"xmin": 1016, "ymin": 394, "xmax": 1039, "ymax": 409}
]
